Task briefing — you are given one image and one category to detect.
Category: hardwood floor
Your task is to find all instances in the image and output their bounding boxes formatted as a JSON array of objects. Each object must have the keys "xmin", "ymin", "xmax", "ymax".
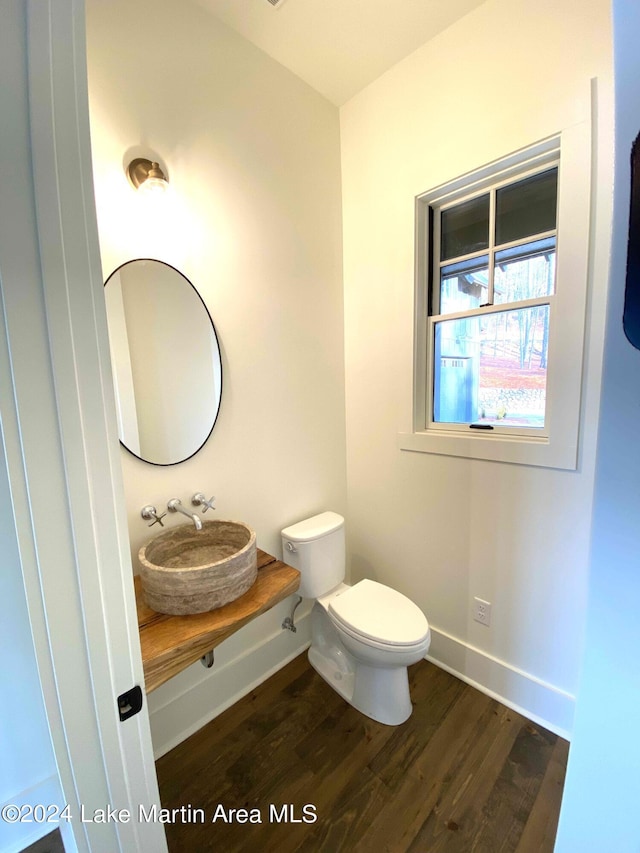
[
  {"xmin": 21, "ymin": 829, "xmax": 64, "ymax": 853},
  {"xmin": 156, "ymin": 655, "xmax": 568, "ymax": 852}
]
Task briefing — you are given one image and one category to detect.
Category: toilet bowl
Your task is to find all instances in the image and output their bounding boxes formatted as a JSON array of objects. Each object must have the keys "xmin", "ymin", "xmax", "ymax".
[{"xmin": 281, "ymin": 512, "xmax": 431, "ymax": 725}]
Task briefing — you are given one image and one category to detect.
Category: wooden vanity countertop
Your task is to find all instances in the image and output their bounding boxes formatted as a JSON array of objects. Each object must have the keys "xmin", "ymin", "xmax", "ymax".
[{"xmin": 135, "ymin": 549, "xmax": 300, "ymax": 693}]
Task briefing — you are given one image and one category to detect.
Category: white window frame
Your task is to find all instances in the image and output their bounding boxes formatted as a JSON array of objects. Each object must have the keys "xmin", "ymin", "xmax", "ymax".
[
  {"xmin": 399, "ymin": 127, "xmax": 591, "ymax": 470},
  {"xmin": 429, "ymin": 160, "xmax": 558, "ymax": 438}
]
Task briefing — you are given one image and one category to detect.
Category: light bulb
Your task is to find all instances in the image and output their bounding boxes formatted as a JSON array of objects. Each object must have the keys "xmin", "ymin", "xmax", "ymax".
[
  {"xmin": 139, "ymin": 162, "xmax": 168, "ymax": 196},
  {"xmin": 126, "ymin": 158, "xmax": 169, "ymax": 194}
]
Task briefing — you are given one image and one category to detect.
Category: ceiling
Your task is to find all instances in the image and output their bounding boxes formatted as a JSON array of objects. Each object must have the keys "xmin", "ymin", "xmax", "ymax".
[{"xmin": 195, "ymin": 0, "xmax": 488, "ymax": 106}]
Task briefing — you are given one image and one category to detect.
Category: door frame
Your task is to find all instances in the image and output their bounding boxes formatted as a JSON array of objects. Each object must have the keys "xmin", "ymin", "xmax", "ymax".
[{"xmin": 0, "ymin": 2, "xmax": 167, "ymax": 850}]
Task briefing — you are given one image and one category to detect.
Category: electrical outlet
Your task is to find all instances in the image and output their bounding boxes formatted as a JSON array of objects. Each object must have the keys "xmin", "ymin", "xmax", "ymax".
[{"xmin": 473, "ymin": 597, "xmax": 492, "ymax": 626}]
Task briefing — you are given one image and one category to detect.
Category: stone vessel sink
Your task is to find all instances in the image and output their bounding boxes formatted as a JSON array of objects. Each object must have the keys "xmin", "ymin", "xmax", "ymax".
[{"xmin": 138, "ymin": 520, "xmax": 257, "ymax": 615}]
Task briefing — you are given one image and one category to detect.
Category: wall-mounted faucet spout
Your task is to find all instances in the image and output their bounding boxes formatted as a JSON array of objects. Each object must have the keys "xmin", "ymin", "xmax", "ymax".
[{"xmin": 167, "ymin": 498, "xmax": 203, "ymax": 530}]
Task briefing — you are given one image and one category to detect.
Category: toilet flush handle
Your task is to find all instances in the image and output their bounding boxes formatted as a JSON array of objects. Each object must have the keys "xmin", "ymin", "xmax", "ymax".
[{"xmin": 285, "ymin": 541, "xmax": 297, "ymax": 554}]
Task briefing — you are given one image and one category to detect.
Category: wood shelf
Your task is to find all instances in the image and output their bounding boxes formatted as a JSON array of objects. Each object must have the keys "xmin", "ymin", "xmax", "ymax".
[{"xmin": 135, "ymin": 549, "xmax": 300, "ymax": 693}]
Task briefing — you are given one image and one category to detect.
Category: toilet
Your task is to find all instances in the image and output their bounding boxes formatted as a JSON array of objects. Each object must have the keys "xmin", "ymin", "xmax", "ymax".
[{"xmin": 281, "ymin": 511, "xmax": 430, "ymax": 725}]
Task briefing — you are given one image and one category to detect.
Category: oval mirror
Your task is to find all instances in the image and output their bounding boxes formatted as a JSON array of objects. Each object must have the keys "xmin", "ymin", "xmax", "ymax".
[{"xmin": 104, "ymin": 259, "xmax": 222, "ymax": 465}]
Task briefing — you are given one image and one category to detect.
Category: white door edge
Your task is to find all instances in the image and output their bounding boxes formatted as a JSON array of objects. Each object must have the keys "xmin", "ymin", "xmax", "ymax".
[{"xmin": 0, "ymin": 2, "xmax": 167, "ymax": 850}]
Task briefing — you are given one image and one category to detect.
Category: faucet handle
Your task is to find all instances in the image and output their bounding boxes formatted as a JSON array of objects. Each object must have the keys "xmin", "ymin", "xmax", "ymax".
[
  {"xmin": 141, "ymin": 505, "xmax": 166, "ymax": 527},
  {"xmin": 192, "ymin": 492, "xmax": 216, "ymax": 513}
]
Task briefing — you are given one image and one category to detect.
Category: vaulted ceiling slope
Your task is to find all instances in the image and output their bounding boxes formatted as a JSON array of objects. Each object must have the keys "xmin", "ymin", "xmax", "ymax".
[{"xmin": 195, "ymin": 0, "xmax": 488, "ymax": 105}]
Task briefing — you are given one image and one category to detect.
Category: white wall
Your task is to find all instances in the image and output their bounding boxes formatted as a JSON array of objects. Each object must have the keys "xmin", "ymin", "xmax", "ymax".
[
  {"xmin": 340, "ymin": 0, "xmax": 613, "ymax": 735},
  {"xmin": 104, "ymin": 270, "xmax": 141, "ymax": 455},
  {"xmin": 555, "ymin": 0, "xmax": 640, "ymax": 848},
  {"xmin": 86, "ymin": 0, "xmax": 345, "ymax": 751}
]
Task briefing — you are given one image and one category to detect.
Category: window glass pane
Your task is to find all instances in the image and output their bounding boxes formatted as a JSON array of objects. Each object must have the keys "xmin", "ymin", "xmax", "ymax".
[
  {"xmin": 439, "ymin": 256, "xmax": 489, "ymax": 315},
  {"xmin": 433, "ymin": 305, "xmax": 549, "ymax": 428},
  {"xmin": 494, "ymin": 238, "xmax": 556, "ymax": 305},
  {"xmin": 495, "ymin": 168, "xmax": 557, "ymax": 245},
  {"xmin": 440, "ymin": 194, "xmax": 490, "ymax": 261}
]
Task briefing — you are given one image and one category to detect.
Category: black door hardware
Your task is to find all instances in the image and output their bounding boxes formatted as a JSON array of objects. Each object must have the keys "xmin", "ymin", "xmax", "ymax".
[{"xmin": 117, "ymin": 685, "xmax": 143, "ymax": 722}]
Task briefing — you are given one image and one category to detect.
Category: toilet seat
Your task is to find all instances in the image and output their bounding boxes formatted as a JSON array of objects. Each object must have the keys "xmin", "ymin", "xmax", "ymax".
[{"xmin": 328, "ymin": 579, "xmax": 429, "ymax": 648}]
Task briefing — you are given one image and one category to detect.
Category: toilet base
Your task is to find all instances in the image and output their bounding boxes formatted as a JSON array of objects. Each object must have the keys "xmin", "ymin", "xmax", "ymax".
[
  {"xmin": 308, "ymin": 646, "xmax": 413, "ymax": 726},
  {"xmin": 351, "ymin": 662, "xmax": 413, "ymax": 725},
  {"xmin": 308, "ymin": 645, "xmax": 355, "ymax": 704}
]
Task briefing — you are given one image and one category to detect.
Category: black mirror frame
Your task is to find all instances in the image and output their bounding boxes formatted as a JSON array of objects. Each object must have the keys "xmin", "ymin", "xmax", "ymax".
[
  {"xmin": 104, "ymin": 258, "xmax": 223, "ymax": 466},
  {"xmin": 624, "ymin": 133, "xmax": 640, "ymax": 350}
]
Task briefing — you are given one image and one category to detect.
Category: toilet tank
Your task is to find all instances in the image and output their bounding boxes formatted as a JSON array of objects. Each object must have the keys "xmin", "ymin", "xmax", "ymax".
[{"xmin": 281, "ymin": 511, "xmax": 345, "ymax": 599}]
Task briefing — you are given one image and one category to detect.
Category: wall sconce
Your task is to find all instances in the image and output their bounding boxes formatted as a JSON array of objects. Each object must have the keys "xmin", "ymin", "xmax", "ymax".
[{"xmin": 126, "ymin": 158, "xmax": 169, "ymax": 196}]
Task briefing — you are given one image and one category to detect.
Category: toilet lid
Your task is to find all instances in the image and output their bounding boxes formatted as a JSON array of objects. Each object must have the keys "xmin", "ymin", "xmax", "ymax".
[{"xmin": 328, "ymin": 579, "xmax": 429, "ymax": 646}]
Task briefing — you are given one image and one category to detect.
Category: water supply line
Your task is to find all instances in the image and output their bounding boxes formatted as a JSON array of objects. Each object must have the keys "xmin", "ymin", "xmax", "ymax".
[{"xmin": 282, "ymin": 595, "xmax": 303, "ymax": 632}]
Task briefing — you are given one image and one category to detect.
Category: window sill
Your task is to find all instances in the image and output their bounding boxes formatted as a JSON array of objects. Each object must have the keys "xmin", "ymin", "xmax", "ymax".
[{"xmin": 398, "ymin": 429, "xmax": 577, "ymax": 470}]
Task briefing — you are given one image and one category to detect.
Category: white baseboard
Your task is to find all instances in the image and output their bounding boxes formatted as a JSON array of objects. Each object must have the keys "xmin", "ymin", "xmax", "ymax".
[
  {"xmin": 0, "ymin": 775, "xmax": 64, "ymax": 853},
  {"xmin": 148, "ymin": 611, "xmax": 573, "ymax": 761},
  {"xmin": 426, "ymin": 626, "xmax": 575, "ymax": 740},
  {"xmin": 149, "ymin": 607, "xmax": 311, "ymax": 759}
]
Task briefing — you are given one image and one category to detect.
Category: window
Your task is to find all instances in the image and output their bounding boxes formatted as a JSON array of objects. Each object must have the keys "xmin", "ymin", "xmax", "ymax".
[
  {"xmin": 400, "ymin": 130, "xmax": 592, "ymax": 469},
  {"xmin": 432, "ymin": 166, "xmax": 557, "ymax": 433}
]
